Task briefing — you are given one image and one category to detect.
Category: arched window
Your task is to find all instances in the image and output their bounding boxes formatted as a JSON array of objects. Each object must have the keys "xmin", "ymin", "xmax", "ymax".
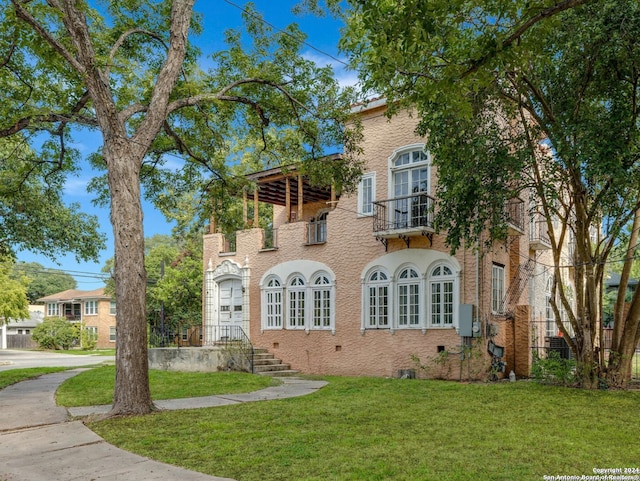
[
  {"xmin": 365, "ymin": 269, "xmax": 390, "ymax": 328},
  {"xmin": 429, "ymin": 264, "xmax": 455, "ymax": 327},
  {"xmin": 390, "ymin": 147, "xmax": 430, "ymax": 229},
  {"xmin": 397, "ymin": 267, "xmax": 420, "ymax": 327},
  {"xmin": 264, "ymin": 277, "xmax": 283, "ymax": 329},
  {"xmin": 311, "ymin": 273, "xmax": 332, "ymax": 328},
  {"xmin": 288, "ymin": 276, "xmax": 306, "ymax": 328}
]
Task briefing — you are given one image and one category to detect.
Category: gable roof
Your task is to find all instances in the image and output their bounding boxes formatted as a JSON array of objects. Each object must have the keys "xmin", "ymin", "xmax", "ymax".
[{"xmin": 36, "ymin": 287, "xmax": 111, "ymax": 303}]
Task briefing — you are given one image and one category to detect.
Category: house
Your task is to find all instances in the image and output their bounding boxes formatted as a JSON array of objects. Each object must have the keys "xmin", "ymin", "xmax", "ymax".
[
  {"xmin": 202, "ymin": 100, "xmax": 565, "ymax": 379},
  {"xmin": 0, "ymin": 305, "xmax": 44, "ymax": 349},
  {"xmin": 37, "ymin": 287, "xmax": 116, "ymax": 349}
]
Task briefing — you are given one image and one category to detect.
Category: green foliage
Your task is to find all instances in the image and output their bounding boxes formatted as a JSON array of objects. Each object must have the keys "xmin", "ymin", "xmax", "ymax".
[
  {"xmin": 531, "ymin": 351, "xmax": 577, "ymax": 386},
  {"xmin": 0, "ymin": 137, "xmax": 106, "ymax": 261},
  {"xmin": 31, "ymin": 317, "xmax": 79, "ymax": 350},
  {"xmin": 10, "ymin": 262, "xmax": 77, "ymax": 303},
  {"xmin": 0, "ymin": 254, "xmax": 29, "ymax": 323}
]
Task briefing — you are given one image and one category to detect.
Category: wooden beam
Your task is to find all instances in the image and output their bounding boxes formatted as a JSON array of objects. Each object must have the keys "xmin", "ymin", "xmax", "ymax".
[
  {"xmin": 242, "ymin": 189, "xmax": 248, "ymax": 226},
  {"xmin": 297, "ymin": 174, "xmax": 303, "ymax": 221},
  {"xmin": 285, "ymin": 177, "xmax": 291, "ymax": 222},
  {"xmin": 253, "ymin": 187, "xmax": 259, "ymax": 227}
]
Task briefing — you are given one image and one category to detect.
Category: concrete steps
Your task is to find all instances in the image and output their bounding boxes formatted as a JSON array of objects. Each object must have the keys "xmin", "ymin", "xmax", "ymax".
[{"xmin": 253, "ymin": 349, "xmax": 299, "ymax": 377}]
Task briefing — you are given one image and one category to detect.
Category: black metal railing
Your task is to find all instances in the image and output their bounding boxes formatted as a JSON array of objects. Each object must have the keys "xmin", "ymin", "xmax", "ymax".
[
  {"xmin": 202, "ymin": 325, "xmax": 254, "ymax": 373},
  {"xmin": 529, "ymin": 219, "xmax": 551, "ymax": 247},
  {"xmin": 373, "ymin": 192, "xmax": 434, "ymax": 233},
  {"xmin": 505, "ymin": 198, "xmax": 525, "ymax": 233}
]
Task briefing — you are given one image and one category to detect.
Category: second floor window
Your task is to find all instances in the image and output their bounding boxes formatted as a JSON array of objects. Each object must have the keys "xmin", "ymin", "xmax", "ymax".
[
  {"xmin": 47, "ymin": 303, "xmax": 59, "ymax": 317},
  {"xmin": 84, "ymin": 300, "xmax": 98, "ymax": 315},
  {"xmin": 358, "ymin": 172, "xmax": 376, "ymax": 216},
  {"xmin": 491, "ymin": 264, "xmax": 505, "ymax": 314}
]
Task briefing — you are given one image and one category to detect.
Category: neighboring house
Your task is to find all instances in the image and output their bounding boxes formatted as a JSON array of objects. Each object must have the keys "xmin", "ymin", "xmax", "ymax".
[
  {"xmin": 0, "ymin": 305, "xmax": 44, "ymax": 349},
  {"xmin": 202, "ymin": 100, "xmax": 566, "ymax": 379},
  {"xmin": 37, "ymin": 287, "xmax": 116, "ymax": 349}
]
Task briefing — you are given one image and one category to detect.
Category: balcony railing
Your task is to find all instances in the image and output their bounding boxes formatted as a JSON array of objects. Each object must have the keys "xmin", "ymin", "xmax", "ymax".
[
  {"xmin": 373, "ymin": 192, "xmax": 434, "ymax": 235},
  {"xmin": 307, "ymin": 219, "xmax": 327, "ymax": 244},
  {"xmin": 505, "ymin": 198, "xmax": 525, "ymax": 234},
  {"xmin": 529, "ymin": 219, "xmax": 551, "ymax": 250}
]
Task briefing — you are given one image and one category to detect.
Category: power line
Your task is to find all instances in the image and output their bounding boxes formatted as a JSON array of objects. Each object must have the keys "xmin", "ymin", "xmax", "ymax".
[{"xmin": 221, "ymin": 0, "xmax": 350, "ymax": 67}]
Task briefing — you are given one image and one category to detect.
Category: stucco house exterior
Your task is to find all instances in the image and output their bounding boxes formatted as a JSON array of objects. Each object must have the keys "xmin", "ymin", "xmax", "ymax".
[
  {"xmin": 37, "ymin": 287, "xmax": 116, "ymax": 349},
  {"xmin": 202, "ymin": 100, "xmax": 566, "ymax": 379}
]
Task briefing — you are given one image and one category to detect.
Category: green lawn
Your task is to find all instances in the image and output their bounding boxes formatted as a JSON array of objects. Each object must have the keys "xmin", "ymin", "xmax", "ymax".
[
  {"xmin": 88, "ymin": 377, "xmax": 640, "ymax": 481},
  {"xmin": 0, "ymin": 367, "xmax": 68, "ymax": 390},
  {"xmin": 56, "ymin": 365, "xmax": 276, "ymax": 407}
]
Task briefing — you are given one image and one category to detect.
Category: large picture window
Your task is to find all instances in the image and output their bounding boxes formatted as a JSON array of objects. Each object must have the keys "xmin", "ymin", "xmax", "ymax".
[
  {"xmin": 261, "ymin": 263, "xmax": 336, "ymax": 332},
  {"xmin": 362, "ymin": 260, "xmax": 459, "ymax": 332}
]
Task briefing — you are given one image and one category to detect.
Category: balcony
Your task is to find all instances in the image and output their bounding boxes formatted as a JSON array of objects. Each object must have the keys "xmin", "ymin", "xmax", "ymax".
[
  {"xmin": 373, "ymin": 192, "xmax": 434, "ymax": 241},
  {"xmin": 505, "ymin": 198, "xmax": 525, "ymax": 235},
  {"xmin": 529, "ymin": 219, "xmax": 551, "ymax": 250}
]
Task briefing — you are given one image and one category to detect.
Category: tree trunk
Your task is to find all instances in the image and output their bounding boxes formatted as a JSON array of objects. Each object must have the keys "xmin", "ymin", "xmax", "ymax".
[{"xmin": 105, "ymin": 140, "xmax": 154, "ymax": 416}]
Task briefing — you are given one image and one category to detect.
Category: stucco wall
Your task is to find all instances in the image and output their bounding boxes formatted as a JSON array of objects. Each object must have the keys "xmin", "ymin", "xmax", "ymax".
[{"xmin": 204, "ymin": 105, "xmax": 540, "ymax": 379}]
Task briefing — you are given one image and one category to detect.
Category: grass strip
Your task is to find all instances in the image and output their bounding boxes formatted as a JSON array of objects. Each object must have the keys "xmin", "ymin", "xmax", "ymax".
[{"xmin": 56, "ymin": 365, "xmax": 277, "ymax": 407}]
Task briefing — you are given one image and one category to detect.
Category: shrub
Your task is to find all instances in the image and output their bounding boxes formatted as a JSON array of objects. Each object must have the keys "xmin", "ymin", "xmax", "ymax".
[
  {"xmin": 531, "ymin": 351, "xmax": 577, "ymax": 386},
  {"xmin": 32, "ymin": 317, "xmax": 79, "ymax": 350}
]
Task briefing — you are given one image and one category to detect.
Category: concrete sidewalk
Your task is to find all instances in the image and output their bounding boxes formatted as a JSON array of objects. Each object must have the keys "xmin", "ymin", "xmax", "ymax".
[{"xmin": 0, "ymin": 370, "xmax": 327, "ymax": 481}]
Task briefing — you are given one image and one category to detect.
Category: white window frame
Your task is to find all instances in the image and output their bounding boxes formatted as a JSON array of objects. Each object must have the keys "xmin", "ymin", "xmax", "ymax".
[
  {"xmin": 287, "ymin": 275, "xmax": 306, "ymax": 329},
  {"xmin": 85, "ymin": 326, "xmax": 98, "ymax": 341},
  {"xmin": 492, "ymin": 264, "xmax": 505, "ymax": 314},
  {"xmin": 84, "ymin": 300, "xmax": 98, "ymax": 316},
  {"xmin": 545, "ymin": 276, "xmax": 556, "ymax": 337},
  {"xmin": 263, "ymin": 276, "xmax": 283, "ymax": 329},
  {"xmin": 311, "ymin": 273, "xmax": 333, "ymax": 330},
  {"xmin": 46, "ymin": 303, "xmax": 59, "ymax": 317},
  {"xmin": 428, "ymin": 264, "xmax": 457, "ymax": 328},
  {"xmin": 364, "ymin": 269, "xmax": 390, "ymax": 329},
  {"xmin": 109, "ymin": 326, "xmax": 116, "ymax": 343},
  {"xmin": 396, "ymin": 266, "xmax": 421, "ymax": 328},
  {"xmin": 357, "ymin": 172, "xmax": 376, "ymax": 217},
  {"xmin": 109, "ymin": 300, "xmax": 117, "ymax": 316}
]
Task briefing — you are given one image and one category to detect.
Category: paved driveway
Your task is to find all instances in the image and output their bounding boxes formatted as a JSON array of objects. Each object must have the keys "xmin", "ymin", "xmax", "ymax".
[{"xmin": 0, "ymin": 349, "xmax": 113, "ymax": 371}]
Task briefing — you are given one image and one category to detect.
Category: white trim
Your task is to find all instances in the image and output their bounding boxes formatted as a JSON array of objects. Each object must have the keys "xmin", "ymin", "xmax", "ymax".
[{"xmin": 357, "ymin": 171, "xmax": 376, "ymax": 217}]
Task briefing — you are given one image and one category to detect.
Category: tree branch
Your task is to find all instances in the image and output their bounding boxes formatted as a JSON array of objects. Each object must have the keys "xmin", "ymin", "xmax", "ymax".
[
  {"xmin": 10, "ymin": 0, "xmax": 85, "ymax": 74},
  {"xmin": 462, "ymin": 0, "xmax": 592, "ymax": 78}
]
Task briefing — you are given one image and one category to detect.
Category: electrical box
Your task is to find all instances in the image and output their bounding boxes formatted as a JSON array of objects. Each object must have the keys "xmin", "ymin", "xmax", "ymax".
[{"xmin": 458, "ymin": 304, "xmax": 477, "ymax": 337}]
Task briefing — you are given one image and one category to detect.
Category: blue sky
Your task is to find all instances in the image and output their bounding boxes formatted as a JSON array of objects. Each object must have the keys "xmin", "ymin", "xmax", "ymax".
[{"xmin": 16, "ymin": 0, "xmax": 354, "ymax": 290}]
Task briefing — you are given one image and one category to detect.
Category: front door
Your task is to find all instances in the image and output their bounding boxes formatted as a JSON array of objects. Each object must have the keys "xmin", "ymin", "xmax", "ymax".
[{"xmin": 218, "ymin": 278, "xmax": 243, "ymax": 339}]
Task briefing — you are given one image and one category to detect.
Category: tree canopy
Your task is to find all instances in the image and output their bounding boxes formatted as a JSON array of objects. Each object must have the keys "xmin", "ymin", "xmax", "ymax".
[
  {"xmin": 0, "ymin": 255, "xmax": 29, "ymax": 323},
  {"xmin": 340, "ymin": 0, "xmax": 640, "ymax": 387},
  {"xmin": 0, "ymin": 0, "xmax": 361, "ymax": 414},
  {"xmin": 10, "ymin": 262, "xmax": 77, "ymax": 303}
]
